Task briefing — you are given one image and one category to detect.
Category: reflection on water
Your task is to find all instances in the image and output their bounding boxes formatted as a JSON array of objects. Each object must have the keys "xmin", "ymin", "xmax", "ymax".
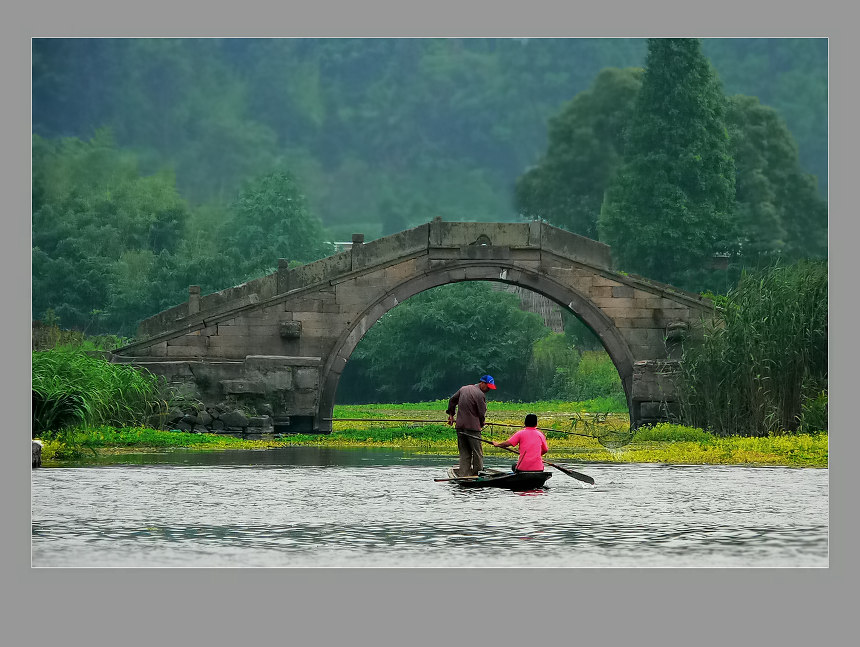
[{"xmin": 31, "ymin": 447, "xmax": 828, "ymax": 567}]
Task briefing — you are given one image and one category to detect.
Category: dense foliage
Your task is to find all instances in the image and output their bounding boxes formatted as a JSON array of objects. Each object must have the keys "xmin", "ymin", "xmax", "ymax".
[
  {"xmin": 223, "ymin": 170, "xmax": 335, "ymax": 281},
  {"xmin": 677, "ymin": 260, "xmax": 828, "ymax": 436},
  {"xmin": 338, "ymin": 282, "xmax": 550, "ymax": 402},
  {"xmin": 32, "ymin": 347, "xmax": 174, "ymax": 435},
  {"xmin": 38, "ymin": 417, "xmax": 827, "ymax": 469},
  {"xmin": 726, "ymin": 95, "xmax": 827, "ymax": 260},
  {"xmin": 33, "ymin": 38, "xmax": 825, "ymax": 238},
  {"xmin": 337, "ymin": 282, "xmax": 625, "ymax": 404},
  {"xmin": 32, "ymin": 130, "xmax": 333, "ymax": 336},
  {"xmin": 515, "ymin": 65, "xmax": 827, "ymax": 279},
  {"xmin": 31, "ymin": 38, "xmax": 827, "ymax": 429},
  {"xmin": 516, "ymin": 67, "xmax": 644, "ymax": 237},
  {"xmin": 599, "ymin": 39, "xmax": 737, "ymax": 291},
  {"xmin": 32, "ymin": 38, "xmax": 825, "ymax": 336}
]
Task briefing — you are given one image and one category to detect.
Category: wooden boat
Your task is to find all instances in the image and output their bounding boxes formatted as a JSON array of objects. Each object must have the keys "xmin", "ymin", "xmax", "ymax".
[{"xmin": 442, "ymin": 466, "xmax": 551, "ymax": 490}]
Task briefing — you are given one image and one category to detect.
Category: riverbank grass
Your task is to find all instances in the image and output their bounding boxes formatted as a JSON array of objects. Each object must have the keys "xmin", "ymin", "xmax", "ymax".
[{"xmin": 38, "ymin": 404, "xmax": 828, "ymax": 468}]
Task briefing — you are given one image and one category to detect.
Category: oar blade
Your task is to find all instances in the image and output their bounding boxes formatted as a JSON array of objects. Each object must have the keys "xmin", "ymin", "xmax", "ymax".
[{"xmin": 547, "ymin": 462, "xmax": 595, "ymax": 485}]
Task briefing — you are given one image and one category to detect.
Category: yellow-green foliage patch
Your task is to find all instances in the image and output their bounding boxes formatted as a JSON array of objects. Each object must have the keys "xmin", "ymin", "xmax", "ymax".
[{"xmin": 36, "ymin": 403, "xmax": 828, "ymax": 468}]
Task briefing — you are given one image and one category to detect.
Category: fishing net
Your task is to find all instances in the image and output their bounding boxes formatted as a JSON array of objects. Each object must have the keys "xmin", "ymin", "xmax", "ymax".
[
  {"xmin": 567, "ymin": 412, "xmax": 635, "ymax": 449},
  {"xmin": 594, "ymin": 428, "xmax": 635, "ymax": 449}
]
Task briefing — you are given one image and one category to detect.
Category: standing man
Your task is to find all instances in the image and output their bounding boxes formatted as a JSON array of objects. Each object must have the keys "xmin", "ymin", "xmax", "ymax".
[{"xmin": 446, "ymin": 375, "xmax": 496, "ymax": 477}]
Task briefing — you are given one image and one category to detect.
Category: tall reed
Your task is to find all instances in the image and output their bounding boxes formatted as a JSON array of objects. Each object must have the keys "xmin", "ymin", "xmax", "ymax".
[
  {"xmin": 32, "ymin": 348, "xmax": 170, "ymax": 435},
  {"xmin": 677, "ymin": 260, "xmax": 827, "ymax": 436}
]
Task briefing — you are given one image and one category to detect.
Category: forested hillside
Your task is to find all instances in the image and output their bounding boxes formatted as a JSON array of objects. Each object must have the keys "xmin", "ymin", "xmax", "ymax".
[
  {"xmin": 33, "ymin": 39, "xmax": 826, "ymax": 235},
  {"xmin": 32, "ymin": 37, "xmax": 827, "ymax": 336}
]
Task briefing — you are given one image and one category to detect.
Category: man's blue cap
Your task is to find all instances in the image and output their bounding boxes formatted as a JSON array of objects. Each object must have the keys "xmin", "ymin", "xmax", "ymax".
[{"xmin": 480, "ymin": 375, "xmax": 497, "ymax": 389}]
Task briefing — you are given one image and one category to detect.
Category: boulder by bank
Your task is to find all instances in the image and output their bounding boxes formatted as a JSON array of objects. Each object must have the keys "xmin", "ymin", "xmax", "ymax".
[{"xmin": 32, "ymin": 440, "xmax": 42, "ymax": 468}]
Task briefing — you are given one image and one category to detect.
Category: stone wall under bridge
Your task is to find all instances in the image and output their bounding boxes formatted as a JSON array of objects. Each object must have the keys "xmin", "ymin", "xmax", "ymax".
[{"xmin": 111, "ymin": 220, "xmax": 716, "ymax": 433}]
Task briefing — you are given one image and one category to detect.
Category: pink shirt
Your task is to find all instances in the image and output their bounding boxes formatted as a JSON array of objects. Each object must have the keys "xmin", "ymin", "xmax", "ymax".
[{"xmin": 506, "ymin": 427, "xmax": 548, "ymax": 471}]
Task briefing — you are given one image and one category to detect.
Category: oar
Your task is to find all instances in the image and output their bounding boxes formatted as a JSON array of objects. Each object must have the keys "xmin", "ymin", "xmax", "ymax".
[{"xmin": 460, "ymin": 432, "xmax": 595, "ymax": 485}]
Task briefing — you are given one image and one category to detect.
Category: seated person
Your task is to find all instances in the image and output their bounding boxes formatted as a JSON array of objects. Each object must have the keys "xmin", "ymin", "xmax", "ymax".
[{"xmin": 493, "ymin": 413, "xmax": 548, "ymax": 472}]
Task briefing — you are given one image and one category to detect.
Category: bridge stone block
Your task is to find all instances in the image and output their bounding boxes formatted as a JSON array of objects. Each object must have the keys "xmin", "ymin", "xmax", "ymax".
[
  {"xmin": 428, "ymin": 248, "xmax": 463, "ymax": 262},
  {"xmin": 221, "ymin": 379, "xmax": 266, "ymax": 395},
  {"xmin": 286, "ymin": 252, "xmax": 351, "ymax": 292},
  {"xmin": 351, "ymin": 223, "xmax": 429, "ymax": 270},
  {"xmin": 288, "ymin": 299, "xmax": 323, "ymax": 313},
  {"xmin": 634, "ymin": 288, "xmax": 657, "ymax": 300},
  {"xmin": 266, "ymin": 370, "xmax": 294, "ymax": 391},
  {"xmin": 207, "ymin": 339, "xmax": 267, "ymax": 359},
  {"xmin": 247, "ymin": 355, "xmax": 321, "ymax": 367},
  {"xmin": 287, "ymin": 390, "xmax": 318, "ymax": 413},
  {"xmin": 167, "ymin": 345, "xmax": 206, "ymax": 358},
  {"xmin": 296, "ymin": 339, "xmax": 336, "ymax": 359},
  {"xmin": 125, "ymin": 341, "xmax": 169, "ymax": 357},
  {"xmin": 612, "ymin": 286, "xmax": 635, "ymax": 298},
  {"xmin": 216, "ymin": 323, "xmax": 251, "ymax": 336},
  {"xmin": 280, "ymin": 320, "xmax": 302, "ymax": 338},
  {"xmin": 294, "ymin": 367, "xmax": 319, "ymax": 390},
  {"xmin": 127, "ymin": 361, "xmax": 195, "ymax": 378},
  {"xmin": 296, "ymin": 312, "xmax": 351, "ymax": 332},
  {"xmin": 335, "ymin": 282, "xmax": 383, "ymax": 308},
  {"xmin": 460, "ymin": 245, "xmax": 512, "ymax": 260},
  {"xmin": 540, "ymin": 226, "xmax": 612, "ymax": 269},
  {"xmin": 462, "ymin": 265, "xmax": 497, "ymax": 280},
  {"xmin": 244, "ymin": 355, "xmax": 294, "ymax": 370},
  {"xmin": 167, "ymin": 334, "xmax": 207, "ymax": 347},
  {"xmin": 592, "ymin": 275, "xmax": 622, "ymax": 287},
  {"xmin": 621, "ymin": 329, "xmax": 668, "ymax": 356},
  {"xmin": 633, "ymin": 296, "xmax": 664, "ymax": 309},
  {"xmin": 626, "ymin": 318, "xmax": 668, "ymax": 329},
  {"xmin": 383, "ymin": 257, "xmax": 426, "ymax": 285},
  {"xmin": 431, "ymin": 221, "xmax": 531, "ymax": 248},
  {"xmin": 528, "ymin": 220, "xmax": 542, "ymax": 245},
  {"xmin": 509, "ymin": 248, "xmax": 541, "ymax": 262},
  {"xmin": 632, "ymin": 360, "xmax": 680, "ymax": 401},
  {"xmin": 602, "ymin": 306, "xmax": 657, "ymax": 320}
]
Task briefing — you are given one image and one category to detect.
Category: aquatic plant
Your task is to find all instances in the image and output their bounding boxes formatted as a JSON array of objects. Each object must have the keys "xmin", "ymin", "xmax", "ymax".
[
  {"xmin": 32, "ymin": 348, "xmax": 171, "ymax": 435},
  {"xmin": 677, "ymin": 260, "xmax": 827, "ymax": 436}
]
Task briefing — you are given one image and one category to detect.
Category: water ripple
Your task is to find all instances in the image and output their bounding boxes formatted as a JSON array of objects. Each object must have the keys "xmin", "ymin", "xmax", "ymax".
[{"xmin": 31, "ymin": 455, "xmax": 828, "ymax": 567}]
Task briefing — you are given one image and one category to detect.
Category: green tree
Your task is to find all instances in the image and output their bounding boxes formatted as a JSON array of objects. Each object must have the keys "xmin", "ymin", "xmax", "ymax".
[
  {"xmin": 726, "ymin": 94, "xmax": 827, "ymax": 260},
  {"xmin": 515, "ymin": 67, "xmax": 644, "ymax": 237},
  {"xmin": 32, "ymin": 131, "xmax": 191, "ymax": 334},
  {"xmin": 677, "ymin": 260, "xmax": 827, "ymax": 436},
  {"xmin": 516, "ymin": 67, "xmax": 826, "ymax": 274},
  {"xmin": 338, "ymin": 282, "xmax": 550, "ymax": 403},
  {"xmin": 522, "ymin": 332, "xmax": 581, "ymax": 401},
  {"xmin": 222, "ymin": 170, "xmax": 335, "ymax": 282},
  {"xmin": 598, "ymin": 39, "xmax": 737, "ymax": 290},
  {"xmin": 702, "ymin": 38, "xmax": 828, "ymax": 196}
]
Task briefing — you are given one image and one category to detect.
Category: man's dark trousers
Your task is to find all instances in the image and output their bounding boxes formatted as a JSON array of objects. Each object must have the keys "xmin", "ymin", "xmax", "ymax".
[{"xmin": 456, "ymin": 428, "xmax": 483, "ymax": 476}]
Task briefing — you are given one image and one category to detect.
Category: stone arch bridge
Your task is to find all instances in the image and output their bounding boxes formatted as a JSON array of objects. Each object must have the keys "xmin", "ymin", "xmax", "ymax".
[{"xmin": 112, "ymin": 220, "xmax": 716, "ymax": 433}]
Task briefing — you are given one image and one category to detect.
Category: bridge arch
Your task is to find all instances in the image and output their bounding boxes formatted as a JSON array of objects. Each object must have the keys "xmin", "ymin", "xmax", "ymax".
[
  {"xmin": 319, "ymin": 262, "xmax": 636, "ymax": 429},
  {"xmin": 114, "ymin": 220, "xmax": 715, "ymax": 435}
]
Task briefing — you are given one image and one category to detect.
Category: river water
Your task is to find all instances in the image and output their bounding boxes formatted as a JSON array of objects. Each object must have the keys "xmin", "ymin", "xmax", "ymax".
[{"xmin": 31, "ymin": 447, "xmax": 828, "ymax": 568}]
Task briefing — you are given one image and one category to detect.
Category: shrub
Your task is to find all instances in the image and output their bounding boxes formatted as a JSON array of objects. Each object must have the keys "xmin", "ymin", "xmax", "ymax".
[
  {"xmin": 677, "ymin": 260, "xmax": 827, "ymax": 436},
  {"xmin": 798, "ymin": 389, "xmax": 828, "ymax": 434},
  {"xmin": 568, "ymin": 350, "xmax": 625, "ymax": 401},
  {"xmin": 32, "ymin": 348, "xmax": 170, "ymax": 435}
]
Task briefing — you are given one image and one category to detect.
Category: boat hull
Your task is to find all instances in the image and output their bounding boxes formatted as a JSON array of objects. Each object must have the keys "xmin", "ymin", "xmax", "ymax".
[{"xmin": 445, "ymin": 467, "xmax": 551, "ymax": 490}]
